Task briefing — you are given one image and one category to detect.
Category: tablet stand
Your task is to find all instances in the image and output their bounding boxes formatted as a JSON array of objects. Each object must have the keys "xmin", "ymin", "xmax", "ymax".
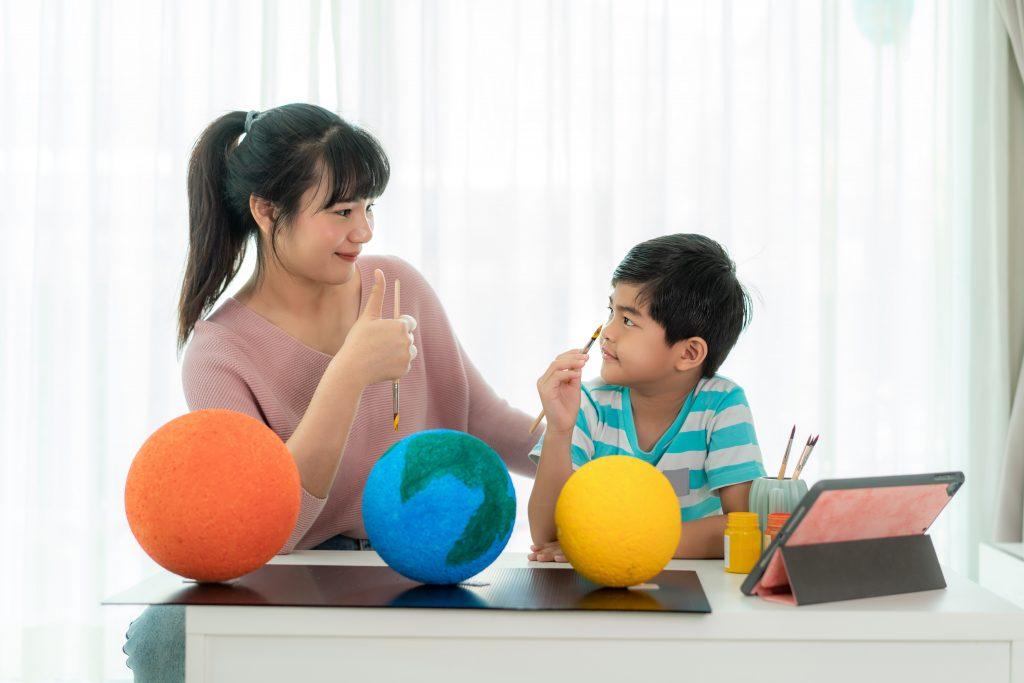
[{"xmin": 759, "ymin": 534, "xmax": 946, "ymax": 605}]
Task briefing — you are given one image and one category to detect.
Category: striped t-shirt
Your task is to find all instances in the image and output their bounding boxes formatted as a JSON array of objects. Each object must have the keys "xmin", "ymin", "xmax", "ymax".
[{"xmin": 529, "ymin": 375, "xmax": 766, "ymax": 521}]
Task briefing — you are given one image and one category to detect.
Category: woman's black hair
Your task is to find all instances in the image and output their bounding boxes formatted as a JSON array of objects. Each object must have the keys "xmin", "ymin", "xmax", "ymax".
[
  {"xmin": 177, "ymin": 103, "xmax": 390, "ymax": 352},
  {"xmin": 611, "ymin": 234, "xmax": 752, "ymax": 378}
]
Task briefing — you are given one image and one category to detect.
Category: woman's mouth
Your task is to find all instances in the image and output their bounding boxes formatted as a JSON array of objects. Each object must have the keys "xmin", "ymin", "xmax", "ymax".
[{"xmin": 335, "ymin": 252, "xmax": 359, "ymax": 262}]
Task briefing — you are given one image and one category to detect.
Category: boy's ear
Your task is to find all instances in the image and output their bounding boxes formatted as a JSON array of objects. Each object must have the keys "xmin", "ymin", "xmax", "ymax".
[{"xmin": 673, "ymin": 337, "xmax": 708, "ymax": 373}]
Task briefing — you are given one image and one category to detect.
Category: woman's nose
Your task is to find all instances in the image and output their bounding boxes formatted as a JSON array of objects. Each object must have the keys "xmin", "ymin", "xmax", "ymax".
[{"xmin": 350, "ymin": 219, "xmax": 373, "ymax": 243}]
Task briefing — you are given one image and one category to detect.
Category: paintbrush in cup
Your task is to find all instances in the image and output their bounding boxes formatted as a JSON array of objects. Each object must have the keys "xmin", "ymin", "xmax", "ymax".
[
  {"xmin": 791, "ymin": 434, "xmax": 819, "ymax": 481},
  {"xmin": 777, "ymin": 424, "xmax": 796, "ymax": 479}
]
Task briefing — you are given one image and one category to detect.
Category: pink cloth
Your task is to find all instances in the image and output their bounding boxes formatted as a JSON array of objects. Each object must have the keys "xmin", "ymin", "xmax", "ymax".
[{"xmin": 181, "ymin": 254, "xmax": 539, "ymax": 553}]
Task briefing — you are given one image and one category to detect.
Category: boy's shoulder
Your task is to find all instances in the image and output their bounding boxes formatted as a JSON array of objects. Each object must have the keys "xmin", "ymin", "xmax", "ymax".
[
  {"xmin": 692, "ymin": 374, "xmax": 752, "ymax": 414},
  {"xmin": 696, "ymin": 373, "xmax": 745, "ymax": 394}
]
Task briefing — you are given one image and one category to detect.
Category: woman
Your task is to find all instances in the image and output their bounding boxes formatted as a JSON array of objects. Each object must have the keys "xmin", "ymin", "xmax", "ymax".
[{"xmin": 124, "ymin": 103, "xmax": 539, "ymax": 681}]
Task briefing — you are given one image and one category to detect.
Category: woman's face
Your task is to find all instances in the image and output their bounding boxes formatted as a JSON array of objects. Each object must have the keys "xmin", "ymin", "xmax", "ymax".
[{"xmin": 259, "ymin": 177, "xmax": 376, "ymax": 285}]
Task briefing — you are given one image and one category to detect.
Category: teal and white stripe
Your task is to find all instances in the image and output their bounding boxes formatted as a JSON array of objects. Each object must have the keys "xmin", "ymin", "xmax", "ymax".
[{"xmin": 529, "ymin": 375, "xmax": 766, "ymax": 522}]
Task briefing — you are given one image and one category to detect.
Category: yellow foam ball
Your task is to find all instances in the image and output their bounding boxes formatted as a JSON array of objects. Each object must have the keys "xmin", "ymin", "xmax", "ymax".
[{"xmin": 555, "ymin": 455, "xmax": 681, "ymax": 587}]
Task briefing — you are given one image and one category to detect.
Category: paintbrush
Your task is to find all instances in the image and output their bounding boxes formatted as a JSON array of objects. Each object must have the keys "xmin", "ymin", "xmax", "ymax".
[
  {"xmin": 528, "ymin": 323, "xmax": 604, "ymax": 433},
  {"xmin": 791, "ymin": 434, "xmax": 819, "ymax": 481},
  {"xmin": 777, "ymin": 424, "xmax": 796, "ymax": 479},
  {"xmin": 393, "ymin": 279, "xmax": 401, "ymax": 431}
]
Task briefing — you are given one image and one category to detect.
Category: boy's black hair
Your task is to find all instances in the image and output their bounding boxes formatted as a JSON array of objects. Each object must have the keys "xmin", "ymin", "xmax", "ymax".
[{"xmin": 611, "ymin": 234, "xmax": 751, "ymax": 378}]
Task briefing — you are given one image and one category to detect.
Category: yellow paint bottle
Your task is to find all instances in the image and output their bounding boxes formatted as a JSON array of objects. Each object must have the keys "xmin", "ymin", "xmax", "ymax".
[{"xmin": 723, "ymin": 512, "xmax": 761, "ymax": 574}]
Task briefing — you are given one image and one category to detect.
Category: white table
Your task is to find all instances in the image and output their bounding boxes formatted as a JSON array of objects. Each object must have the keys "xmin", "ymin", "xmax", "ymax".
[
  {"xmin": 981, "ymin": 542, "xmax": 1024, "ymax": 609},
  {"xmin": 173, "ymin": 551, "xmax": 1024, "ymax": 683}
]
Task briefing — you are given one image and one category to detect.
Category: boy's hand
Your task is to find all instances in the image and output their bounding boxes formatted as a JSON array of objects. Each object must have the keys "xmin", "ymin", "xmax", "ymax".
[
  {"xmin": 536, "ymin": 349, "xmax": 588, "ymax": 434},
  {"xmin": 528, "ymin": 541, "xmax": 567, "ymax": 563}
]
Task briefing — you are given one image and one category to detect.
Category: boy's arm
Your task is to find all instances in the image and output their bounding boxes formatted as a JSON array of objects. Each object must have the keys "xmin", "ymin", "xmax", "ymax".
[
  {"xmin": 673, "ymin": 481, "xmax": 753, "ymax": 558},
  {"xmin": 527, "ymin": 429, "xmax": 575, "ymax": 545},
  {"xmin": 526, "ymin": 348, "xmax": 590, "ymax": 546}
]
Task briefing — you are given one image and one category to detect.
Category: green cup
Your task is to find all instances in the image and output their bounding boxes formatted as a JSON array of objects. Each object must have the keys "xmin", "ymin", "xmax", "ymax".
[{"xmin": 748, "ymin": 477, "xmax": 809, "ymax": 534}]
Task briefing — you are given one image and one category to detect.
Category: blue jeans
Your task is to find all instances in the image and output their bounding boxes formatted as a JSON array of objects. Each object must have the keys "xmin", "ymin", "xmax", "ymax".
[{"xmin": 123, "ymin": 535, "xmax": 372, "ymax": 683}]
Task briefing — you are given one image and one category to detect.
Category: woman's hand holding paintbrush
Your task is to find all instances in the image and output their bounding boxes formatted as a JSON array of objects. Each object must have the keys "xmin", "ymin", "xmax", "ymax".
[{"xmin": 333, "ymin": 270, "xmax": 418, "ymax": 388}]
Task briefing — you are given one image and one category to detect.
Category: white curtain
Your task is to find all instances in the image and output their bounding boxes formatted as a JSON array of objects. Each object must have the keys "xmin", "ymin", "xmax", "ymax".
[
  {"xmin": 993, "ymin": 0, "xmax": 1024, "ymax": 545},
  {"xmin": 0, "ymin": 1, "xmax": 1015, "ymax": 681}
]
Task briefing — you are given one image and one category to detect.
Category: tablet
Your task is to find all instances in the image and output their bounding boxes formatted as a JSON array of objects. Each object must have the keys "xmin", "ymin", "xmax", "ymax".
[{"xmin": 740, "ymin": 471, "xmax": 964, "ymax": 600}]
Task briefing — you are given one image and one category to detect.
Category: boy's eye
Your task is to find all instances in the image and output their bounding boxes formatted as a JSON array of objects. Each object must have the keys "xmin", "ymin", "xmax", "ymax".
[
  {"xmin": 367, "ymin": 203, "xmax": 375, "ymax": 212},
  {"xmin": 606, "ymin": 306, "xmax": 635, "ymax": 327}
]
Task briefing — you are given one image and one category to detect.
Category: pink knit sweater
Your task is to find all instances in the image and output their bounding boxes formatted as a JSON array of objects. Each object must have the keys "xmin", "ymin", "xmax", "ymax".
[{"xmin": 181, "ymin": 254, "xmax": 540, "ymax": 553}]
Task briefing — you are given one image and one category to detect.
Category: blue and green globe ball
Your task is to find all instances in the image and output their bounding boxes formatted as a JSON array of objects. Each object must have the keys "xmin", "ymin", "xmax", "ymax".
[{"xmin": 362, "ymin": 429, "xmax": 516, "ymax": 584}]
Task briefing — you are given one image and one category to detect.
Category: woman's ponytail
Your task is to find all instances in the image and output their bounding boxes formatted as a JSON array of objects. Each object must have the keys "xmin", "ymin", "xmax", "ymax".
[{"xmin": 177, "ymin": 111, "xmax": 249, "ymax": 353}]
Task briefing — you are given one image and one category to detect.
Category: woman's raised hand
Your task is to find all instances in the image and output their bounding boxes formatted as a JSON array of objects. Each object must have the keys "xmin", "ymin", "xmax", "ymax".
[{"xmin": 335, "ymin": 268, "xmax": 417, "ymax": 386}]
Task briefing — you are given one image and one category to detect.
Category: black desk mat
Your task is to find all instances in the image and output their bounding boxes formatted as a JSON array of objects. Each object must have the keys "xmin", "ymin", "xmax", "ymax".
[{"xmin": 104, "ymin": 565, "xmax": 711, "ymax": 614}]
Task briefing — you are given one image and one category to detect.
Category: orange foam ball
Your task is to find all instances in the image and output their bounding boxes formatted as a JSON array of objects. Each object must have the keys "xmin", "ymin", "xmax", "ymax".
[{"xmin": 125, "ymin": 409, "xmax": 301, "ymax": 582}]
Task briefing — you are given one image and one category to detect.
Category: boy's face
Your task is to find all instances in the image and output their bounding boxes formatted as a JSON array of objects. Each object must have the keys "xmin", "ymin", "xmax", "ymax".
[{"xmin": 600, "ymin": 283, "xmax": 707, "ymax": 388}]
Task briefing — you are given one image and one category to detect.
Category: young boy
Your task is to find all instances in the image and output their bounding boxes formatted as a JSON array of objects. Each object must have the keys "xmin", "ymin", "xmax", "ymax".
[{"xmin": 527, "ymin": 233, "xmax": 765, "ymax": 562}]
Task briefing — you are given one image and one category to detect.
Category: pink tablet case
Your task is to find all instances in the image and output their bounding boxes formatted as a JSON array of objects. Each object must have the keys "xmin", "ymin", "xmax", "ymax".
[{"xmin": 751, "ymin": 484, "xmax": 953, "ymax": 605}]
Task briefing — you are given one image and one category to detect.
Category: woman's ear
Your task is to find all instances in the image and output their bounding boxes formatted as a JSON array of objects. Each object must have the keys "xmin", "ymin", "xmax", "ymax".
[
  {"xmin": 249, "ymin": 194, "xmax": 278, "ymax": 235},
  {"xmin": 674, "ymin": 337, "xmax": 708, "ymax": 373}
]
